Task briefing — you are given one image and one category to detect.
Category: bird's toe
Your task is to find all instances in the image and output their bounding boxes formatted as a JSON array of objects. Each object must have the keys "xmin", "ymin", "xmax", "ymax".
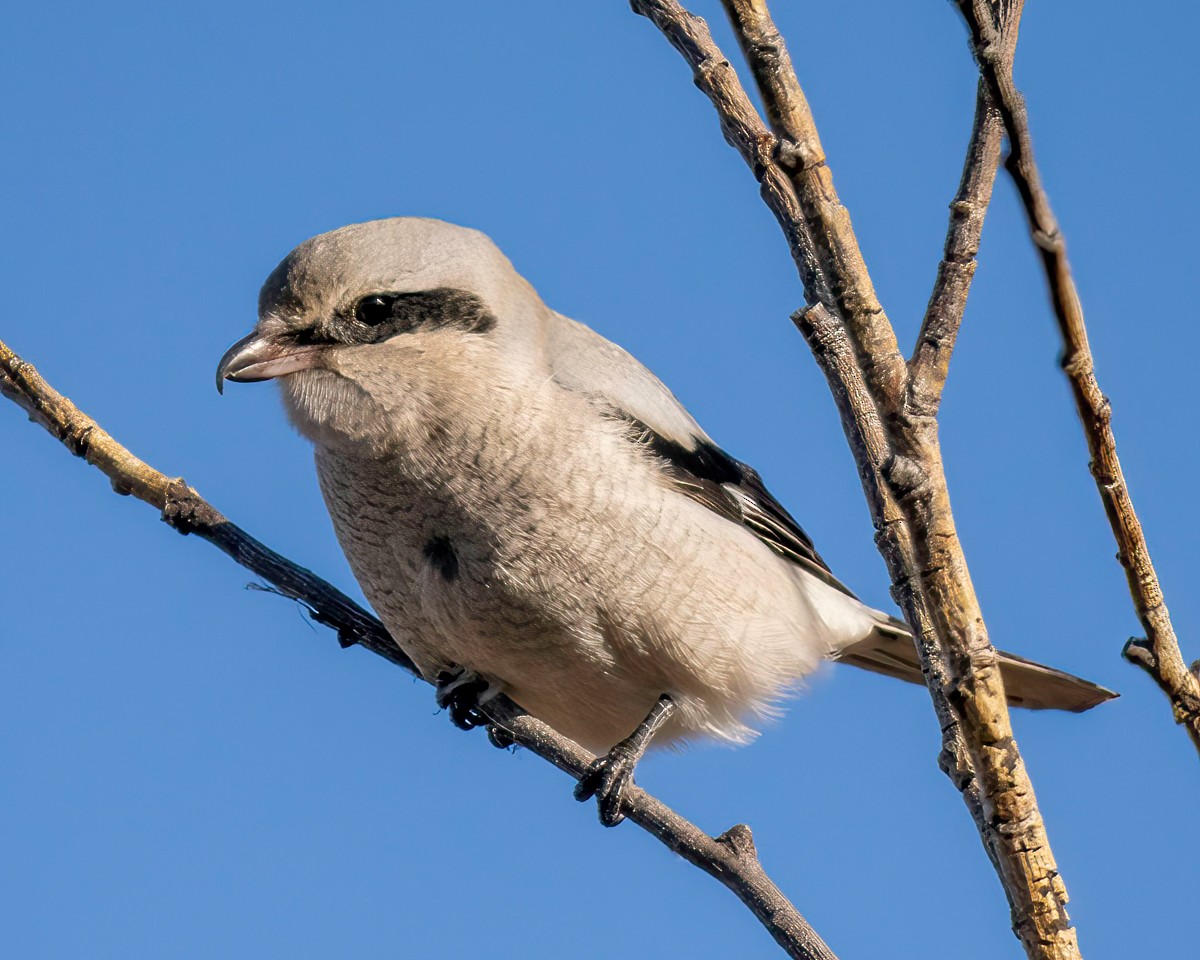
[
  {"xmin": 435, "ymin": 668, "xmax": 492, "ymax": 731},
  {"xmin": 574, "ymin": 749, "xmax": 635, "ymax": 827}
]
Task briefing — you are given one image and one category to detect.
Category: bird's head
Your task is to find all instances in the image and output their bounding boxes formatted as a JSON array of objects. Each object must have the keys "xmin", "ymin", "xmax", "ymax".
[{"xmin": 217, "ymin": 217, "xmax": 548, "ymax": 454}]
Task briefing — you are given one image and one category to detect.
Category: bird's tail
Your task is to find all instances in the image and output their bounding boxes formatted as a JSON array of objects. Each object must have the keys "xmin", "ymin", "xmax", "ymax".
[{"xmin": 833, "ymin": 617, "xmax": 1117, "ymax": 712}]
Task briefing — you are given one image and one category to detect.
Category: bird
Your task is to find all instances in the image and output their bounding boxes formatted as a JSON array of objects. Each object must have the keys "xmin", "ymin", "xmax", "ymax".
[{"xmin": 217, "ymin": 217, "xmax": 1116, "ymax": 825}]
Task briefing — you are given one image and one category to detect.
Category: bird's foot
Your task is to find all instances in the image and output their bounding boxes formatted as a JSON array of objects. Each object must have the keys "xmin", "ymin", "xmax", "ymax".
[
  {"xmin": 435, "ymin": 668, "xmax": 493, "ymax": 731},
  {"xmin": 574, "ymin": 694, "xmax": 676, "ymax": 827},
  {"xmin": 574, "ymin": 747, "xmax": 637, "ymax": 827},
  {"xmin": 435, "ymin": 669, "xmax": 516, "ymax": 749}
]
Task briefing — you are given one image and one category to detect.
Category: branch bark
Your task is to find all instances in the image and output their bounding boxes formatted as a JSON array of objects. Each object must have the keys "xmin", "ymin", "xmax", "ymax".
[
  {"xmin": 951, "ymin": 0, "xmax": 1200, "ymax": 752},
  {"xmin": 909, "ymin": 81, "xmax": 1004, "ymax": 416},
  {"xmin": 718, "ymin": 0, "xmax": 908, "ymax": 407},
  {"xmin": 0, "ymin": 337, "xmax": 838, "ymax": 960},
  {"xmin": 633, "ymin": 1, "xmax": 1080, "ymax": 956}
]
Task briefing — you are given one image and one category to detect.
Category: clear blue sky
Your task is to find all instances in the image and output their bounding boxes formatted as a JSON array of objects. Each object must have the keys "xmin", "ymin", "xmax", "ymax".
[{"xmin": 3, "ymin": 3, "xmax": 1195, "ymax": 957}]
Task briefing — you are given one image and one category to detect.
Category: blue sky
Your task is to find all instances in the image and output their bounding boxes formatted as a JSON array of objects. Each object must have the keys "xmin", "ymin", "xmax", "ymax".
[{"xmin": 3, "ymin": 2, "xmax": 1196, "ymax": 957}]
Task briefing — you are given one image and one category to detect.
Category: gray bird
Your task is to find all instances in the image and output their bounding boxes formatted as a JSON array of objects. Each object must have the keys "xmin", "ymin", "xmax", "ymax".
[{"xmin": 217, "ymin": 217, "xmax": 1115, "ymax": 825}]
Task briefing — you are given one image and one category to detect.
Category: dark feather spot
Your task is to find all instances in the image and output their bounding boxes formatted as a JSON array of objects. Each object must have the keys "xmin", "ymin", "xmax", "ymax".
[{"xmin": 423, "ymin": 536, "xmax": 459, "ymax": 582}]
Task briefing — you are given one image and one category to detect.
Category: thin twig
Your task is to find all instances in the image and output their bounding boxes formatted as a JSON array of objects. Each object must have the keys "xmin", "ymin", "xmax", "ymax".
[
  {"xmin": 908, "ymin": 80, "xmax": 1004, "ymax": 415},
  {"xmin": 952, "ymin": 0, "xmax": 1200, "ymax": 752},
  {"xmin": 719, "ymin": 0, "xmax": 908, "ymax": 407},
  {"xmin": 0, "ymin": 345, "xmax": 406, "ymax": 667},
  {"xmin": 633, "ymin": 2, "xmax": 1082, "ymax": 957},
  {"xmin": 0, "ymin": 337, "xmax": 837, "ymax": 960}
]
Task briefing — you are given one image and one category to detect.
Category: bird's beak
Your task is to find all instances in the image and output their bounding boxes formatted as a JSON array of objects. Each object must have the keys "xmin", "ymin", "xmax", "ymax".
[{"xmin": 216, "ymin": 332, "xmax": 323, "ymax": 394}]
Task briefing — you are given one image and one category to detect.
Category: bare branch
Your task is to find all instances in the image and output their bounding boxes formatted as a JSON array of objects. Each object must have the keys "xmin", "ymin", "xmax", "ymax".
[
  {"xmin": 633, "ymin": 2, "xmax": 1082, "ymax": 956},
  {"xmin": 627, "ymin": 0, "xmax": 906, "ymax": 407},
  {"xmin": 625, "ymin": 4, "xmax": 820, "ymax": 305},
  {"xmin": 719, "ymin": 0, "xmax": 908, "ymax": 408},
  {"xmin": 0, "ymin": 343, "xmax": 404, "ymax": 665},
  {"xmin": 792, "ymin": 305, "xmax": 1002, "ymax": 881},
  {"xmin": 0, "ymin": 337, "xmax": 838, "ymax": 960},
  {"xmin": 952, "ymin": 0, "xmax": 1200, "ymax": 752},
  {"xmin": 908, "ymin": 81, "xmax": 1004, "ymax": 415}
]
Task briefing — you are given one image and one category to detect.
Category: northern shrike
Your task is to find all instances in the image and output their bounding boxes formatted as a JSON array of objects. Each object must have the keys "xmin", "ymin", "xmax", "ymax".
[{"xmin": 218, "ymin": 218, "xmax": 1114, "ymax": 824}]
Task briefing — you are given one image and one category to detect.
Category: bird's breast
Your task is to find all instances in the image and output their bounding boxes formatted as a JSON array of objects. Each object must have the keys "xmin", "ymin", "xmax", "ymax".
[{"xmin": 312, "ymin": 438, "xmax": 573, "ymax": 670}]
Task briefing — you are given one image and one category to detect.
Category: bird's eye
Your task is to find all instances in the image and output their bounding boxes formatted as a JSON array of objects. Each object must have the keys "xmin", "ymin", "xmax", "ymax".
[{"xmin": 355, "ymin": 294, "xmax": 397, "ymax": 326}]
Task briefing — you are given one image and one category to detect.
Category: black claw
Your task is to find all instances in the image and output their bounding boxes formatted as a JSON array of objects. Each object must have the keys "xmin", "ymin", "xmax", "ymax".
[
  {"xmin": 435, "ymin": 670, "xmax": 490, "ymax": 731},
  {"xmin": 575, "ymin": 694, "xmax": 678, "ymax": 828},
  {"xmin": 574, "ymin": 751, "xmax": 635, "ymax": 827},
  {"xmin": 487, "ymin": 725, "xmax": 516, "ymax": 750}
]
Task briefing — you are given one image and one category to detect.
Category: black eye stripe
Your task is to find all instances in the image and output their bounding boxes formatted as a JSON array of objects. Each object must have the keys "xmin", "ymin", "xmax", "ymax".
[{"xmin": 334, "ymin": 287, "xmax": 496, "ymax": 344}]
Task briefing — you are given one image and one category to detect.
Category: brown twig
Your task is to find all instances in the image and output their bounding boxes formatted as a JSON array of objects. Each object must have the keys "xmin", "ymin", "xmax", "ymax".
[
  {"xmin": 718, "ymin": 0, "xmax": 908, "ymax": 407},
  {"xmin": 0, "ymin": 342, "xmax": 407, "ymax": 667},
  {"xmin": 951, "ymin": 0, "xmax": 1200, "ymax": 752},
  {"xmin": 793, "ymin": 305, "xmax": 1005, "ymax": 885},
  {"xmin": 0, "ymin": 337, "xmax": 837, "ymax": 960},
  {"xmin": 633, "ymin": 1, "xmax": 1081, "ymax": 957},
  {"xmin": 908, "ymin": 80, "xmax": 1004, "ymax": 416}
]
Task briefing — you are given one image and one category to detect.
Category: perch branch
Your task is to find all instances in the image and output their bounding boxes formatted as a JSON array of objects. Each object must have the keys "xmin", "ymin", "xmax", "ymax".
[
  {"xmin": 0, "ymin": 337, "xmax": 837, "ymax": 960},
  {"xmin": 634, "ymin": 2, "xmax": 1081, "ymax": 957},
  {"xmin": 952, "ymin": 0, "xmax": 1200, "ymax": 752}
]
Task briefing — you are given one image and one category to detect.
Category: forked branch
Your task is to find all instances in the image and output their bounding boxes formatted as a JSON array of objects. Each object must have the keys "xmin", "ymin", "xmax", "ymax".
[
  {"xmin": 952, "ymin": 0, "xmax": 1200, "ymax": 752},
  {"xmin": 634, "ymin": 1, "xmax": 1080, "ymax": 957}
]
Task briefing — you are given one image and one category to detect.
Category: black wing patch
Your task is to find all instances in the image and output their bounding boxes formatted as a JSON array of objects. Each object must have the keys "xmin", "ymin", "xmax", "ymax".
[{"xmin": 618, "ymin": 414, "xmax": 858, "ymax": 599}]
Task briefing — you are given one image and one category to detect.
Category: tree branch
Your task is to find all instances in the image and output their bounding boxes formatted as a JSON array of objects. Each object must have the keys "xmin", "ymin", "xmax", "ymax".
[
  {"xmin": 633, "ymin": 2, "xmax": 1082, "ymax": 957},
  {"xmin": 719, "ymin": 0, "xmax": 908, "ymax": 408},
  {"xmin": 952, "ymin": 0, "xmax": 1200, "ymax": 752},
  {"xmin": 0, "ymin": 337, "xmax": 838, "ymax": 960},
  {"xmin": 793, "ymin": 304, "xmax": 1005, "ymax": 884},
  {"xmin": 908, "ymin": 80, "xmax": 1004, "ymax": 416}
]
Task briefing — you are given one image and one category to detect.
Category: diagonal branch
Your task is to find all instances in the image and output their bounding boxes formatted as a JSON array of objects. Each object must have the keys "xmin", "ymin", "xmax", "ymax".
[
  {"xmin": 794, "ymin": 303, "xmax": 1005, "ymax": 881},
  {"xmin": 908, "ymin": 80, "xmax": 1004, "ymax": 416},
  {"xmin": 952, "ymin": 0, "xmax": 1200, "ymax": 753},
  {"xmin": 0, "ymin": 342, "xmax": 407, "ymax": 667},
  {"xmin": 0, "ymin": 337, "xmax": 838, "ymax": 960},
  {"xmin": 718, "ymin": 0, "xmax": 908, "ymax": 408},
  {"xmin": 633, "ymin": 2, "xmax": 1083, "ymax": 958},
  {"xmin": 907, "ymin": 0, "xmax": 1018, "ymax": 420}
]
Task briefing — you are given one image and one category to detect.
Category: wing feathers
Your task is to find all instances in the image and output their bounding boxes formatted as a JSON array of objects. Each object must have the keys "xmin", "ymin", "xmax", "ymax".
[{"xmin": 613, "ymin": 411, "xmax": 858, "ymax": 598}]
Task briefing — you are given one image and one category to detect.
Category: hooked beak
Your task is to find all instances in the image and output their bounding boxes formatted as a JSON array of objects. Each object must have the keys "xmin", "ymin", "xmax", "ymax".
[{"xmin": 216, "ymin": 332, "xmax": 323, "ymax": 394}]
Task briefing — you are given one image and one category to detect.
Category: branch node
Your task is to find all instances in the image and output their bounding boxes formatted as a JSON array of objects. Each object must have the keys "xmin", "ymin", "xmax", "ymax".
[
  {"xmin": 65, "ymin": 420, "xmax": 95, "ymax": 459},
  {"xmin": 775, "ymin": 137, "xmax": 824, "ymax": 174},
  {"xmin": 881, "ymin": 453, "xmax": 930, "ymax": 504},
  {"xmin": 1059, "ymin": 350, "xmax": 1088, "ymax": 378},
  {"xmin": 308, "ymin": 608, "xmax": 362, "ymax": 649},
  {"xmin": 1122, "ymin": 637, "xmax": 1156, "ymax": 670},
  {"xmin": 1030, "ymin": 226, "xmax": 1062, "ymax": 253},
  {"xmin": 715, "ymin": 823, "xmax": 758, "ymax": 860},
  {"xmin": 161, "ymin": 479, "xmax": 220, "ymax": 535}
]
